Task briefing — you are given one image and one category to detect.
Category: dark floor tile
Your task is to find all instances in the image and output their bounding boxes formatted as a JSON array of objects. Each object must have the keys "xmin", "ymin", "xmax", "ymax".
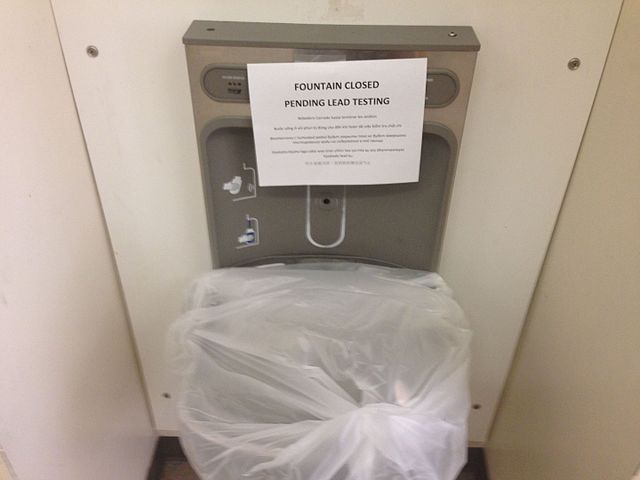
[
  {"xmin": 159, "ymin": 460, "xmax": 199, "ymax": 480},
  {"xmin": 149, "ymin": 437, "xmax": 489, "ymax": 480},
  {"xmin": 457, "ymin": 448, "xmax": 489, "ymax": 480}
]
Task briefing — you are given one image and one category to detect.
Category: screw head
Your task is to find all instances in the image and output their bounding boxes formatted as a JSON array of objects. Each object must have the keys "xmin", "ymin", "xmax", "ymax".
[
  {"xmin": 568, "ymin": 57, "xmax": 581, "ymax": 70},
  {"xmin": 86, "ymin": 45, "xmax": 99, "ymax": 58},
  {"xmin": 448, "ymin": 31, "xmax": 458, "ymax": 38}
]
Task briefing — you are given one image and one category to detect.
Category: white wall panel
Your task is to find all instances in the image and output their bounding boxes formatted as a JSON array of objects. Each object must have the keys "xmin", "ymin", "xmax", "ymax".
[
  {"xmin": 0, "ymin": 0, "xmax": 155, "ymax": 477},
  {"xmin": 487, "ymin": 0, "xmax": 640, "ymax": 475},
  {"xmin": 50, "ymin": 0, "xmax": 622, "ymax": 440}
]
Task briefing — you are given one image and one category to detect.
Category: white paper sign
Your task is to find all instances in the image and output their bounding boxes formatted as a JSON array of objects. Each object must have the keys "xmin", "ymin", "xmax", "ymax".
[{"xmin": 247, "ymin": 58, "xmax": 427, "ymax": 186}]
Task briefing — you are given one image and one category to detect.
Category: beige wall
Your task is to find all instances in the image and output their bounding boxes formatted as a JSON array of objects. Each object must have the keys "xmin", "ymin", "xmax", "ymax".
[
  {"xmin": 0, "ymin": 1, "xmax": 156, "ymax": 479},
  {"xmin": 0, "ymin": 453, "xmax": 14, "ymax": 480},
  {"xmin": 486, "ymin": 0, "xmax": 640, "ymax": 478}
]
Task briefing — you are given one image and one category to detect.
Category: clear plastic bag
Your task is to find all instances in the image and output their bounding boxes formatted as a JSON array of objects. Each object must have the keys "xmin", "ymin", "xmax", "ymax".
[{"xmin": 170, "ymin": 263, "xmax": 471, "ymax": 480}]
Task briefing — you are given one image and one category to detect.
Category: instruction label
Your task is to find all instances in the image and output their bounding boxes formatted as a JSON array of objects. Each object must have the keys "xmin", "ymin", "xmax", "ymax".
[{"xmin": 247, "ymin": 58, "xmax": 427, "ymax": 186}]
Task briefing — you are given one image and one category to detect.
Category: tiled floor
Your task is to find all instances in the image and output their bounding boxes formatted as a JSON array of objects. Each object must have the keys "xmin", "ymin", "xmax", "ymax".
[
  {"xmin": 153, "ymin": 438, "xmax": 489, "ymax": 480},
  {"xmin": 159, "ymin": 460, "xmax": 199, "ymax": 480}
]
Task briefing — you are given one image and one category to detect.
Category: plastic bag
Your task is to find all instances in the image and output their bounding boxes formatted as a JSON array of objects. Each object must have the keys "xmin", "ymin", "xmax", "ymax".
[{"xmin": 170, "ymin": 263, "xmax": 471, "ymax": 480}]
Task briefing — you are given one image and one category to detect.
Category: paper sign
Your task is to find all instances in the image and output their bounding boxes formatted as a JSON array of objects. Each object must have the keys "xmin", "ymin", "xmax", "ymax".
[{"xmin": 247, "ymin": 58, "xmax": 427, "ymax": 186}]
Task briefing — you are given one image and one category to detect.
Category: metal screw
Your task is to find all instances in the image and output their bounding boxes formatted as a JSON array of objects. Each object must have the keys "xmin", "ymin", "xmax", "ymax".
[
  {"xmin": 448, "ymin": 31, "xmax": 458, "ymax": 38},
  {"xmin": 86, "ymin": 45, "xmax": 99, "ymax": 58},
  {"xmin": 568, "ymin": 57, "xmax": 581, "ymax": 70}
]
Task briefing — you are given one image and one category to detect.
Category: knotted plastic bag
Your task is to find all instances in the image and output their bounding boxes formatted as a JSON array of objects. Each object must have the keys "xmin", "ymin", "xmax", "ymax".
[{"xmin": 170, "ymin": 263, "xmax": 471, "ymax": 480}]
